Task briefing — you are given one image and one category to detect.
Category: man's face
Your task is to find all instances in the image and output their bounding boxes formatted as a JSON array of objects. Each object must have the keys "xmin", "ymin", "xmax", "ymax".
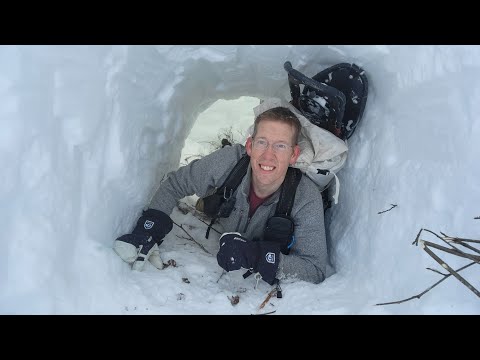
[{"xmin": 246, "ymin": 119, "xmax": 300, "ymax": 192}]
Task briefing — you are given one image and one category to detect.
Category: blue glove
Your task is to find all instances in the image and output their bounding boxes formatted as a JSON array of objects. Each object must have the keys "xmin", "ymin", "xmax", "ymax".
[{"xmin": 216, "ymin": 232, "xmax": 280, "ymax": 285}]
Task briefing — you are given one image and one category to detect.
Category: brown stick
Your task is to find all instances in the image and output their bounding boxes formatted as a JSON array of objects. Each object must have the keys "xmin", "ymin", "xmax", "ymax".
[
  {"xmin": 420, "ymin": 240, "xmax": 480, "ymax": 263},
  {"xmin": 378, "ymin": 204, "xmax": 397, "ymax": 214},
  {"xmin": 445, "ymin": 238, "xmax": 480, "ymax": 255},
  {"xmin": 426, "ymin": 267, "xmax": 448, "ymax": 276},
  {"xmin": 375, "ymin": 261, "xmax": 476, "ymax": 306},
  {"xmin": 259, "ymin": 288, "xmax": 277, "ymax": 310},
  {"xmin": 412, "ymin": 228, "xmax": 423, "ymax": 245},
  {"xmin": 378, "ymin": 230, "xmax": 480, "ymax": 306},
  {"xmin": 440, "ymin": 232, "xmax": 480, "ymax": 246},
  {"xmin": 172, "ymin": 221, "xmax": 212, "ymax": 255},
  {"xmin": 421, "ymin": 243, "xmax": 480, "ymax": 298},
  {"xmin": 216, "ymin": 270, "xmax": 226, "ymax": 283},
  {"xmin": 422, "ymin": 228, "xmax": 446, "ymax": 241},
  {"xmin": 423, "ymin": 229, "xmax": 473, "ymax": 257},
  {"xmin": 425, "ymin": 230, "xmax": 480, "ymax": 254}
]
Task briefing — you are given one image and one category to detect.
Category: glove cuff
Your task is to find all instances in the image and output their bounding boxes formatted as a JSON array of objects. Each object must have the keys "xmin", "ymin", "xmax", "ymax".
[
  {"xmin": 253, "ymin": 241, "xmax": 281, "ymax": 285},
  {"xmin": 132, "ymin": 208, "xmax": 173, "ymax": 245}
]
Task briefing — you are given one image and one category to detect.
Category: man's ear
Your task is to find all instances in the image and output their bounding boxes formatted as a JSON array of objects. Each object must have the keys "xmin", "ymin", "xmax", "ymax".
[
  {"xmin": 290, "ymin": 144, "xmax": 300, "ymax": 165},
  {"xmin": 246, "ymin": 137, "xmax": 253, "ymax": 156}
]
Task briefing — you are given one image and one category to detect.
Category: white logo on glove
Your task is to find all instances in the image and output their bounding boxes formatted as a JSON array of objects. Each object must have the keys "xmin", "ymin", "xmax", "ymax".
[
  {"xmin": 265, "ymin": 252, "xmax": 275, "ymax": 264},
  {"xmin": 144, "ymin": 220, "xmax": 154, "ymax": 230}
]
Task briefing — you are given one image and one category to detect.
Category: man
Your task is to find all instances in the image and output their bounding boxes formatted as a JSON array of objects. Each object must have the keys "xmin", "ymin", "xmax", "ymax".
[{"xmin": 113, "ymin": 106, "xmax": 328, "ymax": 285}]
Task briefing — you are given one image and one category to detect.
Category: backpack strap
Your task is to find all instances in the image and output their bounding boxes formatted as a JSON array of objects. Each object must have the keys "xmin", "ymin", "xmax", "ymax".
[
  {"xmin": 218, "ymin": 154, "xmax": 250, "ymax": 199},
  {"xmin": 275, "ymin": 167, "xmax": 303, "ymax": 216},
  {"xmin": 205, "ymin": 154, "xmax": 250, "ymax": 238}
]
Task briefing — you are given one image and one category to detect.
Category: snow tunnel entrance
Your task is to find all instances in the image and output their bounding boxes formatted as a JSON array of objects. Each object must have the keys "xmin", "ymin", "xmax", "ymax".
[{"xmin": 180, "ymin": 96, "xmax": 260, "ymax": 166}]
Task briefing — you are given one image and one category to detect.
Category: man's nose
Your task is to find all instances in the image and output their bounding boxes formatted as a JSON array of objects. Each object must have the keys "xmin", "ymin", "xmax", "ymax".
[{"xmin": 262, "ymin": 144, "xmax": 276, "ymax": 158}]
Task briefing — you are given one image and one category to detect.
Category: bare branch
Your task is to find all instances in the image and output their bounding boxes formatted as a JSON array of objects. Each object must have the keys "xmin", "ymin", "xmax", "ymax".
[
  {"xmin": 172, "ymin": 221, "xmax": 212, "ymax": 255},
  {"xmin": 422, "ymin": 228, "xmax": 445, "ymax": 241},
  {"xmin": 216, "ymin": 270, "xmax": 226, "ymax": 283},
  {"xmin": 376, "ymin": 261, "xmax": 476, "ymax": 306},
  {"xmin": 453, "ymin": 238, "xmax": 480, "ymax": 244},
  {"xmin": 198, "ymin": 125, "xmax": 241, "ymax": 153},
  {"xmin": 412, "ymin": 228, "xmax": 423, "ymax": 246},
  {"xmin": 420, "ymin": 240, "xmax": 480, "ymax": 263},
  {"xmin": 421, "ymin": 244, "xmax": 480, "ymax": 298},
  {"xmin": 188, "ymin": 215, "xmax": 222, "ymax": 235},
  {"xmin": 423, "ymin": 229, "xmax": 475, "ymax": 256},
  {"xmin": 426, "ymin": 267, "xmax": 448, "ymax": 276},
  {"xmin": 259, "ymin": 288, "xmax": 277, "ymax": 310},
  {"xmin": 379, "ymin": 230, "xmax": 480, "ymax": 306},
  {"xmin": 444, "ymin": 238, "xmax": 480, "ymax": 255},
  {"xmin": 378, "ymin": 204, "xmax": 397, "ymax": 215},
  {"xmin": 439, "ymin": 232, "xmax": 480, "ymax": 245},
  {"xmin": 427, "ymin": 230, "xmax": 480, "ymax": 255}
]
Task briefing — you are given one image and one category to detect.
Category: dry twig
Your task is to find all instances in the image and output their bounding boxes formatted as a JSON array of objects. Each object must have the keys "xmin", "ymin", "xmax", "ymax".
[
  {"xmin": 216, "ymin": 270, "xmax": 226, "ymax": 283},
  {"xmin": 423, "ymin": 229, "xmax": 478, "ymax": 258},
  {"xmin": 440, "ymin": 232, "xmax": 480, "ymax": 250},
  {"xmin": 419, "ymin": 239, "xmax": 480, "ymax": 263},
  {"xmin": 426, "ymin": 267, "xmax": 448, "ymax": 276},
  {"xmin": 377, "ymin": 228, "xmax": 480, "ymax": 306},
  {"xmin": 376, "ymin": 261, "xmax": 476, "ymax": 305},
  {"xmin": 378, "ymin": 204, "xmax": 397, "ymax": 214},
  {"xmin": 259, "ymin": 288, "xmax": 277, "ymax": 310},
  {"xmin": 420, "ymin": 242, "xmax": 480, "ymax": 298},
  {"xmin": 172, "ymin": 221, "xmax": 212, "ymax": 255}
]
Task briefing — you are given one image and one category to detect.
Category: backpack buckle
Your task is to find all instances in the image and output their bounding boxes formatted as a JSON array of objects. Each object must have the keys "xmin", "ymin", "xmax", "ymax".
[{"xmin": 223, "ymin": 187, "xmax": 233, "ymax": 200}]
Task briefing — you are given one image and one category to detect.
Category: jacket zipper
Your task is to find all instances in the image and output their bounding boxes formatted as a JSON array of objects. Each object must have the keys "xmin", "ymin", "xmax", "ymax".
[
  {"xmin": 235, "ymin": 209, "xmax": 245, "ymax": 233},
  {"xmin": 243, "ymin": 216, "xmax": 251, "ymax": 234}
]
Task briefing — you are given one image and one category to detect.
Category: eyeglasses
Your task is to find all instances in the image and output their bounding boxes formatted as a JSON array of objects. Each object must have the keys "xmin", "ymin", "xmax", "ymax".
[{"xmin": 252, "ymin": 138, "xmax": 293, "ymax": 153}]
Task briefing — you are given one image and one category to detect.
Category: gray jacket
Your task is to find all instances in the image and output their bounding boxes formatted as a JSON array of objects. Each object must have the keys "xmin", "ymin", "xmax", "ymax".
[{"xmin": 150, "ymin": 144, "xmax": 328, "ymax": 284}]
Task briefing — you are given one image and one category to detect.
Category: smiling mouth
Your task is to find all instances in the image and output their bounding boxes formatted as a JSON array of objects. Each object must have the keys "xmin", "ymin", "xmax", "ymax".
[{"xmin": 259, "ymin": 164, "xmax": 275, "ymax": 171}]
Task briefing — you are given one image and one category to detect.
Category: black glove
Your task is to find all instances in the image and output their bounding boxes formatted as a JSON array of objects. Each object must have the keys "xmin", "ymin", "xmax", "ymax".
[
  {"xmin": 216, "ymin": 232, "xmax": 280, "ymax": 285},
  {"xmin": 113, "ymin": 209, "xmax": 173, "ymax": 271},
  {"xmin": 264, "ymin": 215, "xmax": 295, "ymax": 255}
]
